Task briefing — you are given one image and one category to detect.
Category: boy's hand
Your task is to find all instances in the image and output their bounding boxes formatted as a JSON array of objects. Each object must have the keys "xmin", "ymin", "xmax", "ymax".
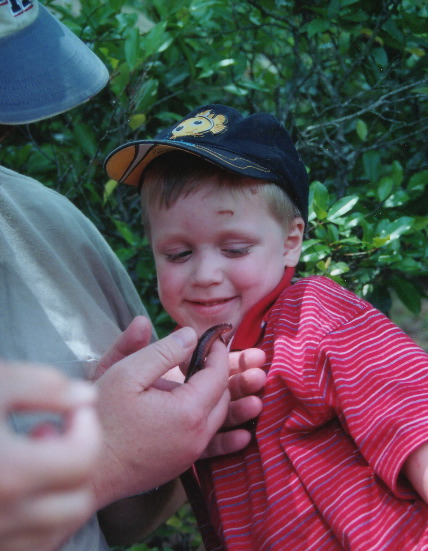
[
  {"xmin": 403, "ymin": 442, "xmax": 428, "ymax": 504},
  {"xmin": 202, "ymin": 347, "xmax": 266, "ymax": 459}
]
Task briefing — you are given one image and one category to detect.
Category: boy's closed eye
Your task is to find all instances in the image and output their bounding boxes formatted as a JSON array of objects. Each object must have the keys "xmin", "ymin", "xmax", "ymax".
[
  {"xmin": 165, "ymin": 250, "xmax": 192, "ymax": 263},
  {"xmin": 222, "ymin": 245, "xmax": 252, "ymax": 257},
  {"xmin": 164, "ymin": 245, "xmax": 253, "ymax": 263}
]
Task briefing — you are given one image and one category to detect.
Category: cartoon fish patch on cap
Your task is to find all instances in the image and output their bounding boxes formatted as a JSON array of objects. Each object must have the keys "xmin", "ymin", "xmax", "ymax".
[{"xmin": 170, "ymin": 110, "xmax": 227, "ymax": 139}]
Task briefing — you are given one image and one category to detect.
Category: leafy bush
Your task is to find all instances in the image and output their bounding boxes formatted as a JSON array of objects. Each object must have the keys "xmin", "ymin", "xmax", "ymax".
[
  {"xmin": 1, "ymin": 0, "xmax": 427, "ymax": 547},
  {"xmin": 2, "ymin": 0, "xmax": 426, "ymax": 329}
]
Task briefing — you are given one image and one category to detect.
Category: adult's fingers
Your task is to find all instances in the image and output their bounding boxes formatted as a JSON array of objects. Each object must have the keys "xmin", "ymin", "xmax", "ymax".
[
  {"xmin": 0, "ymin": 364, "xmax": 96, "ymax": 415},
  {"xmin": 93, "ymin": 316, "xmax": 154, "ymax": 379},
  {"xmin": 114, "ymin": 327, "xmax": 198, "ymax": 389},
  {"xmin": 2, "ymin": 405, "xmax": 101, "ymax": 494},
  {"xmin": 178, "ymin": 339, "xmax": 230, "ymax": 414},
  {"xmin": 0, "ymin": 487, "xmax": 94, "ymax": 551},
  {"xmin": 172, "ymin": 339, "xmax": 231, "ymax": 448},
  {"xmin": 0, "ymin": 486, "xmax": 94, "ymax": 536}
]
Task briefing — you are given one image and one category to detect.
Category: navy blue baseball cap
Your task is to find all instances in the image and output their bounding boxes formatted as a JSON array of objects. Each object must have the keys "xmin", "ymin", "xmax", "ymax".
[{"xmin": 105, "ymin": 104, "xmax": 309, "ymax": 223}]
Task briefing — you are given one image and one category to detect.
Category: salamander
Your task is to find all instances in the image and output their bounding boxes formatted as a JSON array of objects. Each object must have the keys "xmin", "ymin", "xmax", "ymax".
[
  {"xmin": 180, "ymin": 322, "xmax": 233, "ymax": 549},
  {"xmin": 184, "ymin": 323, "xmax": 233, "ymax": 383}
]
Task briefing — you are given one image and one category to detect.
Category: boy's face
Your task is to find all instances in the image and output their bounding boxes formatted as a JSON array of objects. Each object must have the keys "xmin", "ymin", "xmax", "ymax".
[{"xmin": 148, "ymin": 177, "xmax": 303, "ymax": 338}]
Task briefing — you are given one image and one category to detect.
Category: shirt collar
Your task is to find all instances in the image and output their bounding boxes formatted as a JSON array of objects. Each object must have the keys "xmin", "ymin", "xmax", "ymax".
[{"xmin": 230, "ymin": 267, "xmax": 295, "ymax": 351}]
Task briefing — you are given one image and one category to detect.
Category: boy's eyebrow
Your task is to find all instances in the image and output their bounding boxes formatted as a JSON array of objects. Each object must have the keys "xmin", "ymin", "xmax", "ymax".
[{"xmin": 217, "ymin": 209, "xmax": 234, "ymax": 215}]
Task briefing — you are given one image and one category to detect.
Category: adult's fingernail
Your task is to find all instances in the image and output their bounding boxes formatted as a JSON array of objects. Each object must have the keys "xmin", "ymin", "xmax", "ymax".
[{"xmin": 172, "ymin": 327, "xmax": 196, "ymax": 348}]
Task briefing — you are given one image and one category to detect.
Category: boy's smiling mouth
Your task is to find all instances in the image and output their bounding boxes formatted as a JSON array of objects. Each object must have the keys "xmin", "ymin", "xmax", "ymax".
[{"xmin": 189, "ymin": 297, "xmax": 235, "ymax": 307}]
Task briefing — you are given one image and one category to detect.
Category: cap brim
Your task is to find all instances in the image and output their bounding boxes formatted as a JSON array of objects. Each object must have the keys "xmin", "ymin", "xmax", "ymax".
[
  {"xmin": 105, "ymin": 140, "xmax": 275, "ymax": 187},
  {"xmin": 0, "ymin": 4, "xmax": 109, "ymax": 124}
]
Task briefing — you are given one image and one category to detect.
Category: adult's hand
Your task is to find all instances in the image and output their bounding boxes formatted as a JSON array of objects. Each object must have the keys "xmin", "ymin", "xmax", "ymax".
[
  {"xmin": 93, "ymin": 316, "xmax": 154, "ymax": 380},
  {"xmin": 92, "ymin": 327, "xmax": 231, "ymax": 509},
  {"xmin": 0, "ymin": 362, "xmax": 101, "ymax": 551},
  {"xmin": 94, "ymin": 317, "xmax": 267, "ymax": 461}
]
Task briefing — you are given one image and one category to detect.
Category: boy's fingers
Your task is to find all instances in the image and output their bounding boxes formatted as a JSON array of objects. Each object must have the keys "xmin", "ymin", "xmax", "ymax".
[
  {"xmin": 228, "ymin": 367, "xmax": 267, "ymax": 401},
  {"xmin": 229, "ymin": 348, "xmax": 266, "ymax": 376},
  {"xmin": 223, "ymin": 395, "xmax": 263, "ymax": 428},
  {"xmin": 201, "ymin": 429, "xmax": 252, "ymax": 459}
]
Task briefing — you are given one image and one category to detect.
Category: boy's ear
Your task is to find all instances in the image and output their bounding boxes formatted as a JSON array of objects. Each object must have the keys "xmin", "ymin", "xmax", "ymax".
[{"xmin": 283, "ymin": 217, "xmax": 305, "ymax": 267}]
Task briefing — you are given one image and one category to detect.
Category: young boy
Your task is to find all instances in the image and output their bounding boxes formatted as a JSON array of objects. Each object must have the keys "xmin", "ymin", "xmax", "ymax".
[{"xmin": 105, "ymin": 104, "xmax": 428, "ymax": 550}]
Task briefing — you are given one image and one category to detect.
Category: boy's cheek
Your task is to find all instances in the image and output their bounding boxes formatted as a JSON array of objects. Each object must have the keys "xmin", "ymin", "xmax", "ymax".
[{"xmin": 157, "ymin": 271, "xmax": 181, "ymax": 306}]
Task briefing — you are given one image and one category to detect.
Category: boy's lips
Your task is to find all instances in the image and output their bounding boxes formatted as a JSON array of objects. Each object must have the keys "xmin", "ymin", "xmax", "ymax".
[
  {"xmin": 186, "ymin": 297, "xmax": 236, "ymax": 310},
  {"xmin": 194, "ymin": 298, "xmax": 229, "ymax": 305}
]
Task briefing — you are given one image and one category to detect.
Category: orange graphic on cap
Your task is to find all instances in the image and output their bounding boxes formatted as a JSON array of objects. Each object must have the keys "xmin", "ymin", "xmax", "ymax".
[{"xmin": 170, "ymin": 110, "xmax": 227, "ymax": 139}]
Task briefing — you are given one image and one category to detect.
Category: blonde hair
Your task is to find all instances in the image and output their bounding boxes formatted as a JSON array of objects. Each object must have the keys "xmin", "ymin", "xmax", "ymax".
[{"xmin": 140, "ymin": 151, "xmax": 301, "ymax": 237}]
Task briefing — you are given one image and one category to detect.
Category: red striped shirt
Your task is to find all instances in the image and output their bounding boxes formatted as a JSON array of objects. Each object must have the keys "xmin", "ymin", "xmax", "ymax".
[{"xmin": 197, "ymin": 272, "xmax": 428, "ymax": 550}]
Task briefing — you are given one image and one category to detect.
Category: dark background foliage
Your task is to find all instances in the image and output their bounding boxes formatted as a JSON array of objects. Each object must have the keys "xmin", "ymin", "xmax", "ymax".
[{"xmin": 1, "ymin": 0, "xmax": 427, "ymax": 548}]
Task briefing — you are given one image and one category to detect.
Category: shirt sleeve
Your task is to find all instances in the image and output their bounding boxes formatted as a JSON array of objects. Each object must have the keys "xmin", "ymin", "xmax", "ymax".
[{"xmin": 318, "ymin": 307, "xmax": 428, "ymax": 498}]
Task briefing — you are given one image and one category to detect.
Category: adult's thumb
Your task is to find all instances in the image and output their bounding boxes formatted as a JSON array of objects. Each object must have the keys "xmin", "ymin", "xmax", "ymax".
[{"xmin": 125, "ymin": 327, "xmax": 197, "ymax": 388}]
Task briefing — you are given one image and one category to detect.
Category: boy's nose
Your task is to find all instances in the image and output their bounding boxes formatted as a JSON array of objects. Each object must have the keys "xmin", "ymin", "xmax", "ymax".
[{"xmin": 192, "ymin": 255, "xmax": 222, "ymax": 286}]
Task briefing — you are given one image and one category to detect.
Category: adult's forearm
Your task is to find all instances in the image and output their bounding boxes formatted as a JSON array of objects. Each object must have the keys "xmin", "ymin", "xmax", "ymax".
[{"xmin": 97, "ymin": 479, "xmax": 186, "ymax": 546}]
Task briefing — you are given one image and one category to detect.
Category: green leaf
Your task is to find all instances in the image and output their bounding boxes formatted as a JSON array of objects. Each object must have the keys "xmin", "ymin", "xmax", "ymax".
[
  {"xmin": 108, "ymin": 0, "xmax": 126, "ymax": 9},
  {"xmin": 133, "ymin": 79, "xmax": 159, "ymax": 112},
  {"xmin": 372, "ymin": 236, "xmax": 390, "ymax": 248},
  {"xmin": 110, "ymin": 62, "xmax": 130, "ymax": 97},
  {"xmin": 306, "ymin": 18, "xmax": 331, "ymax": 39},
  {"xmin": 301, "ymin": 241, "xmax": 330, "ymax": 263},
  {"xmin": 141, "ymin": 21, "xmax": 170, "ymax": 61},
  {"xmin": 384, "ymin": 190, "xmax": 409, "ymax": 208},
  {"xmin": 112, "ymin": 219, "xmax": 140, "ymax": 246},
  {"xmin": 390, "ymin": 277, "xmax": 421, "ymax": 314},
  {"xmin": 413, "ymin": 216, "xmax": 428, "ymax": 231},
  {"xmin": 377, "ymin": 176, "xmax": 395, "ymax": 202},
  {"xmin": 125, "ymin": 28, "xmax": 140, "ymax": 70},
  {"xmin": 219, "ymin": 58, "xmax": 235, "ymax": 68},
  {"xmin": 390, "ymin": 160, "xmax": 404, "ymax": 187},
  {"xmin": 329, "ymin": 262, "xmax": 350, "ymax": 276},
  {"xmin": 311, "ymin": 180, "xmax": 329, "ymax": 209},
  {"xmin": 412, "ymin": 86, "xmax": 428, "ymax": 95},
  {"xmin": 103, "ymin": 179, "xmax": 118, "ymax": 205},
  {"xmin": 356, "ymin": 119, "xmax": 368, "ymax": 141},
  {"xmin": 128, "ymin": 113, "xmax": 147, "ymax": 131},
  {"xmin": 327, "ymin": 195, "xmax": 359, "ymax": 221},
  {"xmin": 327, "ymin": 223, "xmax": 340, "ymax": 243},
  {"xmin": 371, "ymin": 47, "xmax": 388, "ymax": 68},
  {"xmin": 378, "ymin": 217, "xmax": 414, "ymax": 242},
  {"xmin": 313, "ymin": 203, "xmax": 328, "ymax": 220},
  {"xmin": 224, "ymin": 83, "xmax": 248, "ymax": 96},
  {"xmin": 407, "ymin": 170, "xmax": 428, "ymax": 193},
  {"xmin": 72, "ymin": 124, "xmax": 97, "ymax": 157},
  {"xmin": 363, "ymin": 151, "xmax": 381, "ymax": 183},
  {"xmin": 391, "ymin": 257, "xmax": 423, "ymax": 273}
]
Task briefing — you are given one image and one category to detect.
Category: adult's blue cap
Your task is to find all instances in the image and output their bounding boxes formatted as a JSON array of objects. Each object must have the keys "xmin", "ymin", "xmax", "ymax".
[
  {"xmin": 105, "ymin": 104, "xmax": 309, "ymax": 223},
  {"xmin": 0, "ymin": 0, "xmax": 108, "ymax": 124}
]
